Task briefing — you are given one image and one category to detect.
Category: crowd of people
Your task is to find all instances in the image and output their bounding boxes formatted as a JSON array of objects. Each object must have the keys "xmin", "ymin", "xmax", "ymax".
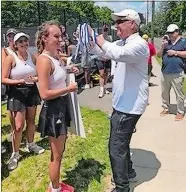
[{"xmin": 1, "ymin": 8, "xmax": 186, "ymax": 192}]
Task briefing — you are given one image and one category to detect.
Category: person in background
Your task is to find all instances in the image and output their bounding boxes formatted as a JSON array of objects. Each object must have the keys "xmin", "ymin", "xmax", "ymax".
[
  {"xmin": 60, "ymin": 25, "xmax": 69, "ymax": 40},
  {"xmin": 1, "ymin": 28, "xmax": 19, "ymax": 153},
  {"xmin": 57, "ymin": 39, "xmax": 76, "ymax": 65},
  {"xmin": 96, "ymin": 25, "xmax": 112, "ymax": 98},
  {"xmin": 36, "ymin": 20, "xmax": 78, "ymax": 192},
  {"xmin": 157, "ymin": 24, "xmax": 186, "ymax": 121},
  {"xmin": 82, "ymin": 58, "xmax": 92, "ymax": 89},
  {"xmin": 142, "ymin": 34, "xmax": 156, "ymax": 86},
  {"xmin": 2, "ymin": 32, "xmax": 44, "ymax": 171},
  {"xmin": 72, "ymin": 29, "xmax": 79, "ymax": 45},
  {"xmin": 64, "ymin": 38, "xmax": 76, "ymax": 57}
]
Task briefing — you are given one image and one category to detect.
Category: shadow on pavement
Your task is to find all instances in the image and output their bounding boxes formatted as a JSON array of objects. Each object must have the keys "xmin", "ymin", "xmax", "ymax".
[
  {"xmin": 129, "ymin": 148, "xmax": 161, "ymax": 192},
  {"xmin": 64, "ymin": 158, "xmax": 106, "ymax": 192}
]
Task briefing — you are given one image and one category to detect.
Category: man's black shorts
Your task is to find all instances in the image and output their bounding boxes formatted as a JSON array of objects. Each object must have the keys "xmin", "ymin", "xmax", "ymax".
[{"xmin": 96, "ymin": 59, "xmax": 111, "ymax": 71}]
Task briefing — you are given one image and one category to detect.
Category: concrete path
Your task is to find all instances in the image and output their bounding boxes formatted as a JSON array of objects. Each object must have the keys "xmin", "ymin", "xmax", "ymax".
[{"xmin": 78, "ymin": 57, "xmax": 186, "ymax": 192}]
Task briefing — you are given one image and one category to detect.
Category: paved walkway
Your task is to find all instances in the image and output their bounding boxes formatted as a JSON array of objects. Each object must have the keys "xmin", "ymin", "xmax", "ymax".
[{"xmin": 78, "ymin": 57, "xmax": 186, "ymax": 192}]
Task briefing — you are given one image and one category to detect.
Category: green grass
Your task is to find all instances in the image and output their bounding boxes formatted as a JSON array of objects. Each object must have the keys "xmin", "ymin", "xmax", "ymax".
[
  {"xmin": 155, "ymin": 56, "xmax": 186, "ymax": 94},
  {"xmin": 1, "ymin": 106, "xmax": 111, "ymax": 192}
]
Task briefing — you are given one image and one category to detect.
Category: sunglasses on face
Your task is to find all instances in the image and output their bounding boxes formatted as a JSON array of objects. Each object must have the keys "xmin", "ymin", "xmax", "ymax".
[
  {"xmin": 167, "ymin": 31, "xmax": 176, "ymax": 35},
  {"xmin": 17, "ymin": 38, "xmax": 28, "ymax": 43},
  {"xmin": 115, "ymin": 19, "xmax": 130, "ymax": 25}
]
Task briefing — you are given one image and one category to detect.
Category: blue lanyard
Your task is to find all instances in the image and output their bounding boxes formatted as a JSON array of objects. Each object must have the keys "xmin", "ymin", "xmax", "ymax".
[{"xmin": 74, "ymin": 23, "xmax": 97, "ymax": 67}]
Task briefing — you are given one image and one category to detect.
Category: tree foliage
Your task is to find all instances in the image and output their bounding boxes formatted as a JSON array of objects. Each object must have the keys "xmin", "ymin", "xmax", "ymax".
[
  {"xmin": 1, "ymin": 0, "xmax": 113, "ymax": 28},
  {"xmin": 141, "ymin": 1, "xmax": 186, "ymax": 37}
]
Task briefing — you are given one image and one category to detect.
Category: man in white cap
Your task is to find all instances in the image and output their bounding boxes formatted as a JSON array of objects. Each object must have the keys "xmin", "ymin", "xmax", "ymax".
[
  {"xmin": 157, "ymin": 24, "xmax": 186, "ymax": 121},
  {"xmin": 88, "ymin": 9, "xmax": 149, "ymax": 192}
]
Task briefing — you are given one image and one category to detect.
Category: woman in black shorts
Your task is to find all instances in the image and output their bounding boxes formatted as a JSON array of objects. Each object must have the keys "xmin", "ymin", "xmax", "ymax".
[{"xmin": 2, "ymin": 32, "xmax": 45, "ymax": 171}]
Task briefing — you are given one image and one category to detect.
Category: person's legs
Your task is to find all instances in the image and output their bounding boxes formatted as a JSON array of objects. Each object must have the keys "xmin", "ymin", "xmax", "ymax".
[
  {"xmin": 96, "ymin": 59, "xmax": 106, "ymax": 97},
  {"xmin": 7, "ymin": 111, "xmax": 15, "ymax": 142},
  {"xmin": 161, "ymin": 73, "xmax": 172, "ymax": 116},
  {"xmin": 8, "ymin": 110, "xmax": 26, "ymax": 170},
  {"xmin": 26, "ymin": 106, "xmax": 37, "ymax": 143},
  {"xmin": 148, "ymin": 64, "xmax": 153, "ymax": 86},
  {"xmin": 12, "ymin": 111, "xmax": 25, "ymax": 152},
  {"xmin": 111, "ymin": 131, "xmax": 137, "ymax": 186},
  {"xmin": 109, "ymin": 110, "xmax": 141, "ymax": 192},
  {"xmin": 171, "ymin": 73, "xmax": 185, "ymax": 120},
  {"xmin": 49, "ymin": 135, "xmax": 67, "ymax": 191},
  {"xmin": 25, "ymin": 106, "xmax": 45, "ymax": 154},
  {"xmin": 104, "ymin": 60, "xmax": 111, "ymax": 94},
  {"xmin": 84, "ymin": 68, "xmax": 90, "ymax": 89},
  {"xmin": 127, "ymin": 133, "xmax": 134, "ymax": 174},
  {"xmin": 99, "ymin": 69, "xmax": 105, "ymax": 98}
]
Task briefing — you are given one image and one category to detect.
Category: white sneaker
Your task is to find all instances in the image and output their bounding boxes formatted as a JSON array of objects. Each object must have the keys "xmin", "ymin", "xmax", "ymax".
[
  {"xmin": 1, "ymin": 145, "xmax": 6, "ymax": 154},
  {"xmin": 8, "ymin": 153, "xmax": 21, "ymax": 171},
  {"xmin": 84, "ymin": 84, "xmax": 90, "ymax": 89},
  {"xmin": 26, "ymin": 143, "xmax": 45, "ymax": 154},
  {"xmin": 105, "ymin": 89, "xmax": 110, "ymax": 94},
  {"xmin": 98, "ymin": 90, "xmax": 104, "ymax": 98}
]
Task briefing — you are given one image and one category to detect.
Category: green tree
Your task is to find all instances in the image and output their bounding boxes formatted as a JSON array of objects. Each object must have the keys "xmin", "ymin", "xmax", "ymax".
[{"xmin": 1, "ymin": 0, "xmax": 113, "ymax": 28}]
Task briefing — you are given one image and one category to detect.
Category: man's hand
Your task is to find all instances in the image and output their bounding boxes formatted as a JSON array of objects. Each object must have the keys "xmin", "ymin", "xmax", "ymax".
[{"xmin": 167, "ymin": 50, "xmax": 176, "ymax": 56}]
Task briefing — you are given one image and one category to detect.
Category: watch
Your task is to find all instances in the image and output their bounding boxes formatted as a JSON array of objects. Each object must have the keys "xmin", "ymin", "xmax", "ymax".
[{"xmin": 175, "ymin": 51, "xmax": 178, "ymax": 56}]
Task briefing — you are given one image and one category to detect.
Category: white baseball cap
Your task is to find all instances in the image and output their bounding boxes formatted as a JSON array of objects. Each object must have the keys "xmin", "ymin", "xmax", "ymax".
[
  {"xmin": 111, "ymin": 9, "xmax": 141, "ymax": 26},
  {"xmin": 6, "ymin": 28, "xmax": 19, "ymax": 36},
  {"xmin": 14, "ymin": 32, "xmax": 30, "ymax": 43},
  {"xmin": 166, "ymin": 24, "xmax": 179, "ymax": 33}
]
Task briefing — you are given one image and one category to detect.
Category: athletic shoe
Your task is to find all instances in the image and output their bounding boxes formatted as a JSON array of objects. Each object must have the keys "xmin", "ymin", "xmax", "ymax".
[
  {"xmin": 26, "ymin": 143, "xmax": 45, "ymax": 154},
  {"xmin": 1, "ymin": 145, "xmax": 6, "ymax": 154},
  {"xmin": 98, "ymin": 90, "xmax": 104, "ymax": 98},
  {"xmin": 8, "ymin": 153, "xmax": 21, "ymax": 171}
]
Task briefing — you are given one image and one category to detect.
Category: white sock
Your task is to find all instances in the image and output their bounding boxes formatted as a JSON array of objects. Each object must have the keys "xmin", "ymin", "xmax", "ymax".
[
  {"xmin": 51, "ymin": 187, "xmax": 60, "ymax": 192},
  {"xmin": 100, "ymin": 86, "xmax": 104, "ymax": 92},
  {"xmin": 50, "ymin": 183, "xmax": 61, "ymax": 192},
  {"xmin": 12, "ymin": 151, "xmax": 19, "ymax": 157}
]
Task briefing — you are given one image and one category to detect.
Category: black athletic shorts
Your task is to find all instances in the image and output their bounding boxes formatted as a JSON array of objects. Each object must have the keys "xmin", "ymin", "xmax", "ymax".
[
  {"xmin": 7, "ymin": 84, "xmax": 41, "ymax": 112},
  {"xmin": 96, "ymin": 59, "xmax": 111, "ymax": 71}
]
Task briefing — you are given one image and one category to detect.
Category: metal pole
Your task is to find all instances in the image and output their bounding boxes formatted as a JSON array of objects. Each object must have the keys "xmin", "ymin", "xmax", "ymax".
[
  {"xmin": 78, "ymin": 14, "xmax": 81, "ymax": 24},
  {"xmin": 151, "ymin": 0, "xmax": 155, "ymax": 44},
  {"xmin": 98, "ymin": 21, "xmax": 100, "ymax": 33},
  {"xmin": 37, "ymin": 1, "xmax": 41, "ymax": 25},
  {"xmin": 146, "ymin": 0, "xmax": 149, "ymax": 24}
]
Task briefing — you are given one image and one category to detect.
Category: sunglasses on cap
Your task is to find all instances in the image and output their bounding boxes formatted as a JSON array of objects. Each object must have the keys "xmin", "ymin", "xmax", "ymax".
[
  {"xmin": 17, "ymin": 38, "xmax": 28, "ymax": 43},
  {"xmin": 115, "ymin": 19, "xmax": 131, "ymax": 25}
]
